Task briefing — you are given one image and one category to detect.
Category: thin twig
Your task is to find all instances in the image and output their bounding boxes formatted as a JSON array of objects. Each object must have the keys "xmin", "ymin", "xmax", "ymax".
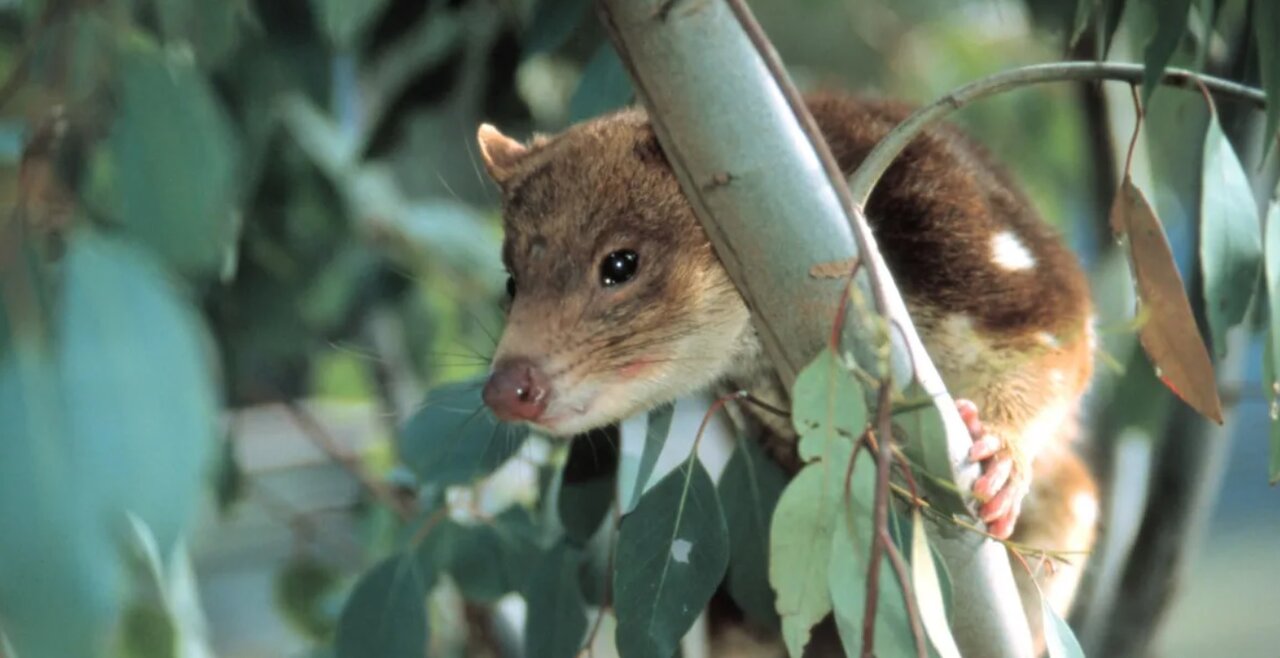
[
  {"xmin": 280, "ymin": 399, "xmax": 415, "ymax": 522},
  {"xmin": 1123, "ymin": 84, "xmax": 1144, "ymax": 177},
  {"xmin": 880, "ymin": 528, "xmax": 928, "ymax": 658},
  {"xmin": 848, "ymin": 62, "xmax": 1267, "ymax": 207},
  {"xmin": 861, "ymin": 379, "xmax": 897, "ymax": 658}
]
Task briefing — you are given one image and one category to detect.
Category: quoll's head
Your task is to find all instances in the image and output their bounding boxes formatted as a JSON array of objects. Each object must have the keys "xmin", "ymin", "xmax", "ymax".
[{"xmin": 476, "ymin": 111, "xmax": 755, "ymax": 437}]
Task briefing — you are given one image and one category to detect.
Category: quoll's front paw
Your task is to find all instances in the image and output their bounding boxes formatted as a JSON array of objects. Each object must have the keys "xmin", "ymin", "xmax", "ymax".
[{"xmin": 956, "ymin": 399, "xmax": 1029, "ymax": 540}]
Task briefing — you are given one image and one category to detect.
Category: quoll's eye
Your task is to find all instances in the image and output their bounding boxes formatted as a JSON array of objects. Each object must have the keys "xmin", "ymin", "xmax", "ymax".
[
  {"xmin": 506, "ymin": 275, "xmax": 517, "ymax": 298},
  {"xmin": 600, "ymin": 250, "xmax": 639, "ymax": 287}
]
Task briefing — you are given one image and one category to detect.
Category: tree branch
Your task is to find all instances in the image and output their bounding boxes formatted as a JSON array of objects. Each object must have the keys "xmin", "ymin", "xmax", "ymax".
[
  {"xmin": 847, "ymin": 62, "xmax": 1267, "ymax": 208},
  {"xmin": 596, "ymin": 0, "xmax": 1034, "ymax": 655}
]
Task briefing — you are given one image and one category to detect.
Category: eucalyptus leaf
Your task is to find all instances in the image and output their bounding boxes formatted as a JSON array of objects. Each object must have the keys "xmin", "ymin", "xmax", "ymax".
[
  {"xmin": 275, "ymin": 557, "xmax": 343, "ymax": 642},
  {"xmin": 1041, "ymin": 591, "xmax": 1086, "ymax": 658},
  {"xmin": 1069, "ymin": 0, "xmax": 1093, "ymax": 49},
  {"xmin": 894, "ymin": 382, "xmax": 967, "ymax": 516},
  {"xmin": 1265, "ymin": 200, "xmax": 1280, "ymax": 484},
  {"xmin": 334, "ymin": 555, "xmax": 428, "ymax": 658},
  {"xmin": 100, "ymin": 46, "xmax": 240, "ymax": 277},
  {"xmin": 522, "ymin": 0, "xmax": 591, "ymax": 57},
  {"xmin": 59, "ymin": 233, "xmax": 219, "ymax": 550},
  {"xmin": 614, "ymin": 460, "xmax": 729, "ymax": 658},
  {"xmin": 628, "ymin": 402, "xmax": 674, "ymax": 512},
  {"xmin": 0, "ymin": 345, "xmax": 117, "ymax": 658},
  {"xmin": 910, "ymin": 510, "xmax": 961, "ymax": 658},
  {"xmin": 152, "ymin": 0, "xmax": 242, "ymax": 67},
  {"xmin": 420, "ymin": 518, "xmax": 531, "ymax": 603},
  {"xmin": 792, "ymin": 347, "xmax": 866, "ymax": 463},
  {"xmin": 769, "ymin": 463, "xmax": 838, "ymax": 657},
  {"xmin": 1097, "ymin": 0, "xmax": 1127, "ymax": 59},
  {"xmin": 523, "ymin": 541, "xmax": 590, "ymax": 658},
  {"xmin": 1255, "ymin": 0, "xmax": 1280, "ymax": 154},
  {"xmin": 1137, "ymin": 0, "xmax": 1192, "ymax": 106},
  {"xmin": 827, "ymin": 452, "xmax": 915, "ymax": 658},
  {"xmin": 559, "ymin": 428, "xmax": 619, "ymax": 546},
  {"xmin": 718, "ymin": 435, "xmax": 788, "ymax": 628},
  {"xmin": 1113, "ymin": 178, "xmax": 1222, "ymax": 423},
  {"xmin": 311, "ymin": 0, "xmax": 389, "ymax": 49},
  {"xmin": 0, "ymin": 232, "xmax": 219, "ymax": 658},
  {"xmin": 400, "ymin": 379, "xmax": 529, "ymax": 486},
  {"xmin": 1200, "ymin": 109, "xmax": 1263, "ymax": 357}
]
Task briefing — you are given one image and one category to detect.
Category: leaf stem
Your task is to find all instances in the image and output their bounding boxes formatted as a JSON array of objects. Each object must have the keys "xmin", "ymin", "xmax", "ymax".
[
  {"xmin": 880, "ymin": 528, "xmax": 928, "ymax": 658},
  {"xmin": 861, "ymin": 379, "xmax": 896, "ymax": 658},
  {"xmin": 281, "ymin": 399, "xmax": 416, "ymax": 522},
  {"xmin": 848, "ymin": 62, "xmax": 1268, "ymax": 208}
]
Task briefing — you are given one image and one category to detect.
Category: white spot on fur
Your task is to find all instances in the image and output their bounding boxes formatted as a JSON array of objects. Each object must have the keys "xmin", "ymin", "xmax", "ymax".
[
  {"xmin": 671, "ymin": 539, "xmax": 692, "ymax": 563},
  {"xmin": 1071, "ymin": 491, "xmax": 1099, "ymax": 529},
  {"xmin": 1049, "ymin": 369, "xmax": 1065, "ymax": 387},
  {"xmin": 991, "ymin": 231, "xmax": 1036, "ymax": 271},
  {"xmin": 1036, "ymin": 332, "xmax": 1060, "ymax": 348}
]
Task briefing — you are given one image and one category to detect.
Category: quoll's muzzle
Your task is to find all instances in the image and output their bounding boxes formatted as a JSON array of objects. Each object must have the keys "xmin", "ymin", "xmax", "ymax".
[{"xmin": 482, "ymin": 356, "xmax": 551, "ymax": 423}]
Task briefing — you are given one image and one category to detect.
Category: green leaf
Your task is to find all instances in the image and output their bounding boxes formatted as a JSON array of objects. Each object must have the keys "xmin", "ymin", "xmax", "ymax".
[
  {"xmin": 569, "ymin": 45, "xmax": 634, "ymax": 122},
  {"xmin": 522, "ymin": 0, "xmax": 591, "ymax": 57},
  {"xmin": 1256, "ymin": 1, "xmax": 1280, "ymax": 154},
  {"xmin": 1097, "ymin": 0, "xmax": 1127, "ymax": 59},
  {"xmin": 275, "ymin": 557, "xmax": 343, "ymax": 642},
  {"xmin": 2, "ymin": 232, "xmax": 218, "ymax": 657},
  {"xmin": 1069, "ymin": 0, "xmax": 1093, "ymax": 49},
  {"xmin": 894, "ymin": 383, "xmax": 967, "ymax": 516},
  {"xmin": 523, "ymin": 542, "xmax": 590, "ymax": 658},
  {"xmin": 769, "ymin": 463, "xmax": 837, "ymax": 657},
  {"xmin": 59, "ymin": 234, "xmax": 220, "ymax": 548},
  {"xmin": 1200, "ymin": 109, "xmax": 1263, "ymax": 357},
  {"xmin": 421, "ymin": 518, "xmax": 532, "ymax": 603},
  {"xmin": 400, "ymin": 379, "xmax": 529, "ymax": 486},
  {"xmin": 311, "ymin": 0, "xmax": 390, "ymax": 50},
  {"xmin": 335, "ymin": 555, "xmax": 428, "ymax": 658},
  {"xmin": 827, "ymin": 453, "xmax": 915, "ymax": 658},
  {"xmin": 628, "ymin": 402, "xmax": 675, "ymax": 512},
  {"xmin": 1041, "ymin": 591, "xmax": 1085, "ymax": 658},
  {"xmin": 792, "ymin": 348, "xmax": 866, "ymax": 463},
  {"xmin": 0, "ymin": 342, "xmax": 117, "ymax": 658},
  {"xmin": 558, "ymin": 428, "xmax": 619, "ymax": 546},
  {"xmin": 152, "ymin": 0, "xmax": 242, "ymax": 67},
  {"xmin": 118, "ymin": 599, "xmax": 178, "ymax": 658},
  {"xmin": 910, "ymin": 510, "xmax": 960, "ymax": 658},
  {"xmin": 1265, "ymin": 200, "xmax": 1280, "ymax": 484},
  {"xmin": 1137, "ymin": 0, "xmax": 1192, "ymax": 106},
  {"xmin": 99, "ymin": 45, "xmax": 240, "ymax": 277},
  {"xmin": 614, "ymin": 460, "xmax": 729, "ymax": 658},
  {"xmin": 718, "ymin": 434, "xmax": 788, "ymax": 628}
]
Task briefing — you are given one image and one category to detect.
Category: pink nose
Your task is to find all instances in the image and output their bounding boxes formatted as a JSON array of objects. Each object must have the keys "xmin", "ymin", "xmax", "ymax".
[{"xmin": 483, "ymin": 357, "xmax": 551, "ymax": 422}]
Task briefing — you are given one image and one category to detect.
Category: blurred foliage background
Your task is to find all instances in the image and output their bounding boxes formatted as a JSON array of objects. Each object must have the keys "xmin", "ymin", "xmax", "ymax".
[{"xmin": 0, "ymin": 0, "xmax": 1277, "ymax": 656}]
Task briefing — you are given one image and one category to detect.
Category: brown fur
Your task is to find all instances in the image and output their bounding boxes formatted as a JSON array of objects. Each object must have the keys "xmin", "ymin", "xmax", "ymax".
[{"xmin": 478, "ymin": 93, "xmax": 1097, "ymax": 655}]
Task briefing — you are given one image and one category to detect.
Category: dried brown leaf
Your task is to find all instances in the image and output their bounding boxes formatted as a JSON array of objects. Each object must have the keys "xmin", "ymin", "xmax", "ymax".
[{"xmin": 1112, "ymin": 178, "xmax": 1224, "ymax": 424}]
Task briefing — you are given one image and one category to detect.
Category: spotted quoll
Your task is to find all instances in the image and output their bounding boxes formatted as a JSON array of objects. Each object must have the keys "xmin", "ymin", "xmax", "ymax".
[{"xmin": 474, "ymin": 92, "xmax": 1098, "ymax": 653}]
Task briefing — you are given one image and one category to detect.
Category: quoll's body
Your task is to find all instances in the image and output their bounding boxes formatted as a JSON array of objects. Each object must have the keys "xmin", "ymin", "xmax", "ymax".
[{"xmin": 476, "ymin": 93, "xmax": 1098, "ymax": 653}]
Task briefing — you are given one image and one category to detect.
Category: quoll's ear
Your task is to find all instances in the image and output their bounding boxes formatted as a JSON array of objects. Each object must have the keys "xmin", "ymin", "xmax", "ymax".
[{"xmin": 477, "ymin": 123, "xmax": 527, "ymax": 184}]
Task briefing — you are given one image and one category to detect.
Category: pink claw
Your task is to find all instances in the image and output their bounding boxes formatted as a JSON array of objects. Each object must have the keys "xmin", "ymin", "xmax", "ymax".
[
  {"xmin": 974, "ymin": 456, "xmax": 1013, "ymax": 500},
  {"xmin": 956, "ymin": 398, "xmax": 1027, "ymax": 540}
]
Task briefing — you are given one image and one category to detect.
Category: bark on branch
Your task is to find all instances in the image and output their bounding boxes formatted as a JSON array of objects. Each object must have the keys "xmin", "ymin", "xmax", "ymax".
[{"xmin": 596, "ymin": 1, "xmax": 1034, "ymax": 655}]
